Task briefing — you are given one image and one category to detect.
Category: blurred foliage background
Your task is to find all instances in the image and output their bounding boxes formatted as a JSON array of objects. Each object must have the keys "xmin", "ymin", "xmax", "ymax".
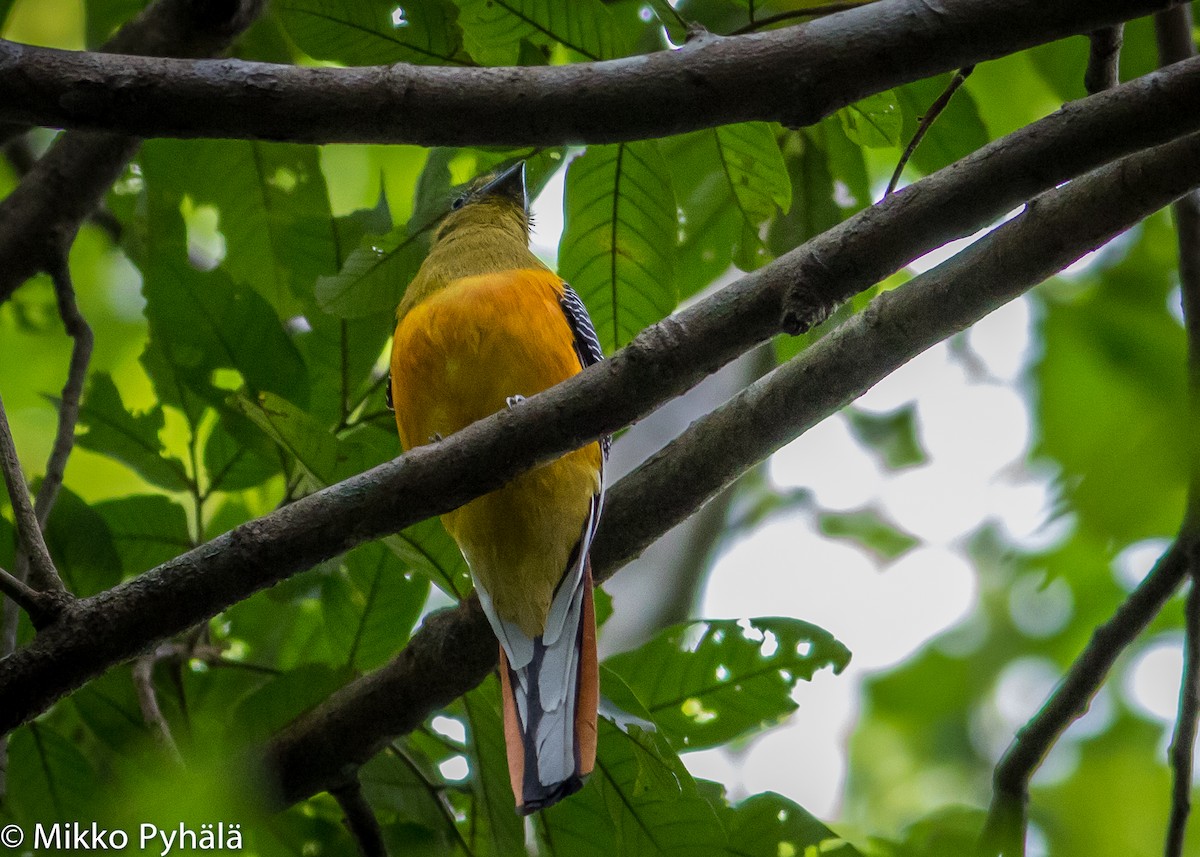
[{"xmin": 0, "ymin": 1, "xmax": 1196, "ymax": 855}]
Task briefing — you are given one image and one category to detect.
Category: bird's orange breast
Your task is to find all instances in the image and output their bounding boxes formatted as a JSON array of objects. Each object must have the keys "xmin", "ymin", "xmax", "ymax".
[{"xmin": 390, "ymin": 268, "xmax": 602, "ymax": 635}]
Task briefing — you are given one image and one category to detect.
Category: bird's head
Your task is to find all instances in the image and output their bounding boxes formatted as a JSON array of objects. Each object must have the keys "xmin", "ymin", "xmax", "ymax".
[{"xmin": 434, "ymin": 161, "xmax": 530, "ymax": 245}]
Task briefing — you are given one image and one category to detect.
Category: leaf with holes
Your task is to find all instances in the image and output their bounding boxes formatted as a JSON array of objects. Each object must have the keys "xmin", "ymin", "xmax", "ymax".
[
  {"xmin": 558, "ymin": 142, "xmax": 678, "ymax": 352},
  {"xmin": 277, "ymin": 0, "xmax": 464, "ymax": 66},
  {"xmin": 724, "ymin": 792, "xmax": 865, "ymax": 857},
  {"xmin": 714, "ymin": 122, "xmax": 791, "ymax": 270},
  {"xmin": 604, "ymin": 617, "xmax": 851, "ymax": 750},
  {"xmin": 452, "ymin": 0, "xmax": 626, "ymax": 64}
]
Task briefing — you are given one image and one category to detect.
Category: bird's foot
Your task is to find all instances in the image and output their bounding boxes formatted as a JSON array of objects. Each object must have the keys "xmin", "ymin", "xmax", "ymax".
[
  {"xmin": 428, "ymin": 432, "xmax": 443, "ymax": 443},
  {"xmin": 506, "ymin": 394, "xmax": 526, "ymax": 409}
]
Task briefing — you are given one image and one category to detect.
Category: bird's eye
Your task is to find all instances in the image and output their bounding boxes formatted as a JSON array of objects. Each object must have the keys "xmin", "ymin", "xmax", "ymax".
[{"xmin": 451, "ymin": 196, "xmax": 466, "ymax": 210}]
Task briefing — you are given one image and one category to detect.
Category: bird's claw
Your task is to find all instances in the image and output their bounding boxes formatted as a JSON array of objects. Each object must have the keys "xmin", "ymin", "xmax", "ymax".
[
  {"xmin": 506, "ymin": 394, "xmax": 526, "ymax": 409},
  {"xmin": 428, "ymin": 432, "xmax": 443, "ymax": 443}
]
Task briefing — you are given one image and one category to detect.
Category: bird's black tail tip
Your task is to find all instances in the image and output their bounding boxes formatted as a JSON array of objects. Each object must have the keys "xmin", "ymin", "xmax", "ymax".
[{"xmin": 517, "ymin": 774, "xmax": 587, "ymax": 816}]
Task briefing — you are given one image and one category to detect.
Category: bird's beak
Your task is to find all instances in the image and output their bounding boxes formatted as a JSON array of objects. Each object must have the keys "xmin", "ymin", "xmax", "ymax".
[{"xmin": 478, "ymin": 161, "xmax": 528, "ymax": 213}]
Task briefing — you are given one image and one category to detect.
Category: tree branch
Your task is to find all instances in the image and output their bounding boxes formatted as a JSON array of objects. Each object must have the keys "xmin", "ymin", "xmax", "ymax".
[
  {"xmin": 5, "ymin": 50, "xmax": 1200, "ymax": 737},
  {"xmin": 982, "ymin": 540, "xmax": 1195, "ymax": 853},
  {"xmin": 1085, "ymin": 26, "xmax": 1124, "ymax": 94},
  {"xmin": 0, "ymin": 392, "xmax": 64, "ymax": 595},
  {"xmin": 0, "ymin": 0, "xmax": 1180, "ymax": 152},
  {"xmin": 36, "ymin": 258, "xmax": 93, "ymax": 526},
  {"xmin": 132, "ymin": 647, "xmax": 184, "ymax": 766},
  {"xmin": 0, "ymin": 0, "xmax": 264, "ymax": 303},
  {"xmin": 263, "ymin": 126, "xmax": 1200, "ymax": 809},
  {"xmin": 330, "ymin": 779, "xmax": 388, "ymax": 857},
  {"xmin": 1168, "ymin": 576, "xmax": 1200, "ymax": 857},
  {"xmin": 0, "ymin": 566, "xmax": 51, "ymax": 623}
]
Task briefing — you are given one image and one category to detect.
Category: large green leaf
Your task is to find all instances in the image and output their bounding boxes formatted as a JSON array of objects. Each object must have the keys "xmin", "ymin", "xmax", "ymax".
[
  {"xmin": 94, "ymin": 494, "xmax": 193, "ymax": 575},
  {"xmin": 713, "ymin": 123, "xmax": 791, "ymax": 271},
  {"xmin": 322, "ymin": 541, "xmax": 430, "ymax": 671},
  {"xmin": 839, "ymin": 90, "xmax": 903, "ymax": 149},
  {"xmin": 276, "ymin": 0, "xmax": 464, "ymax": 66},
  {"xmin": 314, "ymin": 220, "xmax": 432, "ymax": 318},
  {"xmin": 460, "ymin": 679, "xmax": 525, "ymax": 856},
  {"xmin": 43, "ymin": 486, "xmax": 122, "ymax": 596},
  {"xmin": 895, "ymin": 74, "xmax": 989, "ymax": 177},
  {"xmin": 6, "ymin": 723, "xmax": 100, "ymax": 823},
  {"xmin": 76, "ymin": 373, "xmax": 191, "ymax": 491},
  {"xmin": 605, "ymin": 617, "xmax": 851, "ymax": 750},
  {"xmin": 134, "ymin": 172, "xmax": 312, "ymax": 408},
  {"xmin": 141, "ymin": 139, "xmax": 338, "ymax": 318},
  {"xmin": 453, "ymin": 0, "xmax": 626, "ymax": 64},
  {"xmin": 541, "ymin": 719, "xmax": 727, "ymax": 856},
  {"xmin": 558, "ymin": 142, "xmax": 678, "ymax": 352},
  {"xmin": 230, "ymin": 663, "xmax": 350, "ymax": 745}
]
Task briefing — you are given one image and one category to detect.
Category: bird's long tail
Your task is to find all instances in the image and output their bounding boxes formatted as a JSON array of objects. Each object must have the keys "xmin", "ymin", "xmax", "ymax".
[{"xmin": 497, "ymin": 562, "xmax": 598, "ymax": 815}]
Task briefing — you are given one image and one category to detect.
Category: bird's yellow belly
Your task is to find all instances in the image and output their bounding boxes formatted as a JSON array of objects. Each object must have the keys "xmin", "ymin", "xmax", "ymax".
[{"xmin": 390, "ymin": 270, "xmax": 602, "ymax": 636}]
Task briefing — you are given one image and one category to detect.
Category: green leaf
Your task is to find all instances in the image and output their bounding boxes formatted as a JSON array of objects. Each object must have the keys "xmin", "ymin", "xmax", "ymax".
[
  {"xmin": 714, "ymin": 122, "xmax": 792, "ymax": 270},
  {"xmin": 83, "ymin": 0, "xmax": 147, "ymax": 46},
  {"xmin": 231, "ymin": 663, "xmax": 349, "ymax": 745},
  {"xmin": 845, "ymin": 404, "xmax": 927, "ymax": 470},
  {"xmin": 452, "ymin": 0, "xmax": 625, "ymax": 64},
  {"xmin": 203, "ymin": 412, "xmax": 281, "ymax": 493},
  {"xmin": 236, "ymin": 391, "xmax": 471, "ymax": 596},
  {"xmin": 818, "ymin": 509, "xmax": 919, "ymax": 561},
  {"xmin": 322, "ymin": 541, "xmax": 430, "ymax": 671},
  {"xmin": 76, "ymin": 373, "xmax": 191, "ymax": 491},
  {"xmin": 558, "ymin": 142, "xmax": 678, "ymax": 352},
  {"xmin": 315, "ymin": 220, "xmax": 432, "ymax": 318},
  {"xmin": 715, "ymin": 122, "xmax": 792, "ymax": 226},
  {"xmin": 605, "ymin": 617, "xmax": 851, "ymax": 750},
  {"xmin": 461, "ymin": 679, "xmax": 525, "ymax": 855},
  {"xmin": 72, "ymin": 665, "xmax": 153, "ymax": 755},
  {"xmin": 6, "ymin": 723, "xmax": 100, "ymax": 823},
  {"xmin": 43, "ymin": 486, "xmax": 122, "ymax": 596},
  {"xmin": 94, "ymin": 494, "xmax": 193, "ymax": 575},
  {"xmin": 134, "ymin": 182, "xmax": 312, "ymax": 408},
  {"xmin": 141, "ymin": 139, "xmax": 339, "ymax": 318},
  {"xmin": 895, "ymin": 75, "xmax": 989, "ymax": 177},
  {"xmin": 541, "ymin": 719, "xmax": 727, "ymax": 856},
  {"xmin": 276, "ymin": 0, "xmax": 464, "ymax": 66},
  {"xmin": 725, "ymin": 792, "xmax": 865, "ymax": 857},
  {"xmin": 839, "ymin": 90, "xmax": 903, "ymax": 149}
]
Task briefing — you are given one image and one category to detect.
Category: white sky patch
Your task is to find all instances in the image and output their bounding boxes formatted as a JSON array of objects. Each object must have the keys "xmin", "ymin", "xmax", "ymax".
[
  {"xmin": 1112, "ymin": 539, "xmax": 1172, "ymax": 592},
  {"xmin": 1124, "ymin": 636, "xmax": 1183, "ymax": 723},
  {"xmin": 769, "ymin": 415, "xmax": 883, "ymax": 511}
]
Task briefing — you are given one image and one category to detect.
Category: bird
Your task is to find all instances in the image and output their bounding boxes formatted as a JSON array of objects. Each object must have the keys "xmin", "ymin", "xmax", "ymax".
[{"xmin": 388, "ymin": 161, "xmax": 607, "ymax": 814}]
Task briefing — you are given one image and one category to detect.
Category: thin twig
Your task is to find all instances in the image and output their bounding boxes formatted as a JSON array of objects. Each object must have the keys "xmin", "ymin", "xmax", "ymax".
[
  {"xmin": 0, "ymin": 391, "xmax": 64, "ymax": 593},
  {"xmin": 885, "ymin": 66, "xmax": 974, "ymax": 196},
  {"xmin": 728, "ymin": 1, "xmax": 874, "ymax": 35},
  {"xmin": 0, "ymin": 565, "xmax": 47, "ymax": 621},
  {"xmin": 1167, "ymin": 576, "xmax": 1200, "ymax": 857},
  {"xmin": 132, "ymin": 649, "xmax": 184, "ymax": 766},
  {"xmin": 981, "ymin": 540, "xmax": 1194, "ymax": 853},
  {"xmin": 1085, "ymin": 26, "xmax": 1124, "ymax": 94},
  {"xmin": 331, "ymin": 779, "xmax": 389, "ymax": 857},
  {"xmin": 36, "ymin": 258, "xmax": 93, "ymax": 527}
]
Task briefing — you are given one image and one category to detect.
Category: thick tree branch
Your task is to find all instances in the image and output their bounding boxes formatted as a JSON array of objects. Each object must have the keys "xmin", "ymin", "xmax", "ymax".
[
  {"xmin": 0, "ymin": 0, "xmax": 264, "ymax": 303},
  {"xmin": 0, "ymin": 0, "xmax": 1181, "ymax": 150},
  {"xmin": 5, "ymin": 51, "xmax": 1200, "ymax": 737},
  {"xmin": 263, "ymin": 127, "xmax": 1200, "ymax": 809}
]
